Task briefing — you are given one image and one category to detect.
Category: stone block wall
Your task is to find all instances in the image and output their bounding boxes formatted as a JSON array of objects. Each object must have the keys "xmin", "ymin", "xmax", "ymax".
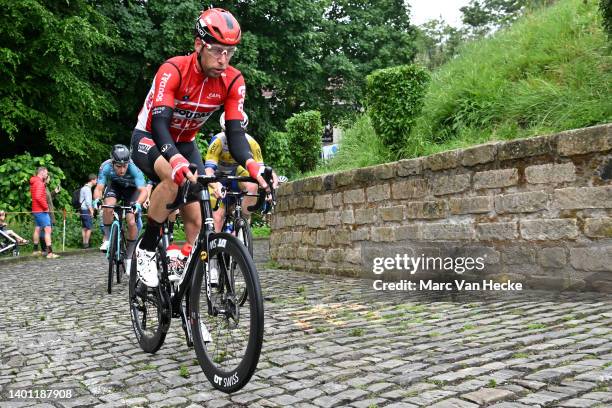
[{"xmin": 270, "ymin": 124, "xmax": 612, "ymax": 292}]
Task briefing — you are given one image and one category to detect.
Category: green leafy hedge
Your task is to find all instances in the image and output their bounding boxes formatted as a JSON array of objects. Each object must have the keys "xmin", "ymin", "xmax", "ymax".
[
  {"xmin": 0, "ymin": 153, "xmax": 68, "ymax": 213},
  {"xmin": 264, "ymin": 131, "xmax": 294, "ymax": 178},
  {"xmin": 286, "ymin": 111, "xmax": 323, "ymax": 173},
  {"xmin": 366, "ymin": 65, "xmax": 430, "ymax": 153}
]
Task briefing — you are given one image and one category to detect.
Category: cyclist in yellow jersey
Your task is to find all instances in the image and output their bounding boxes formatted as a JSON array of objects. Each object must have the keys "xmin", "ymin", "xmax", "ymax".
[{"xmin": 205, "ymin": 112, "xmax": 278, "ymax": 231}]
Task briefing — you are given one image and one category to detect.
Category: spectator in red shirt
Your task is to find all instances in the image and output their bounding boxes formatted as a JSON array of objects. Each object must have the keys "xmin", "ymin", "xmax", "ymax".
[{"xmin": 29, "ymin": 167, "xmax": 58, "ymax": 259}]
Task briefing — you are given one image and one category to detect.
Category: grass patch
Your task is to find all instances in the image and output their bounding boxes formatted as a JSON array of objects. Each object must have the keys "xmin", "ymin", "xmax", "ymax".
[
  {"xmin": 315, "ymin": 326, "xmax": 330, "ymax": 333},
  {"xmin": 305, "ymin": 114, "xmax": 393, "ymax": 177},
  {"xmin": 350, "ymin": 328, "xmax": 365, "ymax": 337},
  {"xmin": 428, "ymin": 331, "xmax": 441, "ymax": 338},
  {"xmin": 263, "ymin": 260, "xmax": 281, "ymax": 269},
  {"xmin": 396, "ymin": 304, "xmax": 426, "ymax": 313},
  {"xmin": 512, "ymin": 352, "xmax": 530, "ymax": 359},
  {"xmin": 458, "ymin": 324, "xmax": 477, "ymax": 332},
  {"xmin": 178, "ymin": 365, "xmax": 190, "ymax": 378},
  {"xmin": 527, "ymin": 323, "xmax": 547, "ymax": 330},
  {"xmin": 213, "ymin": 352, "xmax": 227, "ymax": 364},
  {"xmin": 296, "ymin": 285, "xmax": 306, "ymax": 295},
  {"xmin": 252, "ymin": 225, "xmax": 270, "ymax": 238},
  {"xmin": 486, "ymin": 379, "xmax": 497, "ymax": 388},
  {"xmin": 592, "ymin": 382, "xmax": 608, "ymax": 392},
  {"xmin": 39, "ymin": 315, "xmax": 46, "ymax": 321}
]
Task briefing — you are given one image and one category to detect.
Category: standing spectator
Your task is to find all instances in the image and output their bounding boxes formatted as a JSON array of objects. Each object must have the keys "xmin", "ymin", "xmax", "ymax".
[
  {"xmin": 40, "ymin": 173, "xmax": 61, "ymax": 255},
  {"xmin": 29, "ymin": 167, "xmax": 59, "ymax": 259},
  {"xmin": 79, "ymin": 174, "xmax": 97, "ymax": 249}
]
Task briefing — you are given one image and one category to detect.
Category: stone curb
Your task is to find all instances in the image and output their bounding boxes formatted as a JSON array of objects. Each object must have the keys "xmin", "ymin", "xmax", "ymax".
[{"xmin": 0, "ymin": 248, "xmax": 100, "ymax": 266}]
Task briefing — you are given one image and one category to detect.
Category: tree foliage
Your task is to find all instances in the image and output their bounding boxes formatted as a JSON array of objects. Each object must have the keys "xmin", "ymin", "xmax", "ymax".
[
  {"xmin": 320, "ymin": 0, "xmax": 418, "ymax": 121},
  {"xmin": 414, "ymin": 19, "xmax": 465, "ymax": 70},
  {"xmin": 1, "ymin": 0, "xmax": 419, "ymax": 191},
  {"xmin": 0, "ymin": 0, "xmax": 118, "ymax": 178}
]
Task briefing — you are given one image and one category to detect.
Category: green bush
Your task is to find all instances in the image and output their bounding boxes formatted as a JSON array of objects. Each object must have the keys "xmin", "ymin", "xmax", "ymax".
[
  {"xmin": 286, "ymin": 111, "xmax": 323, "ymax": 173},
  {"xmin": 0, "ymin": 153, "xmax": 69, "ymax": 213},
  {"xmin": 264, "ymin": 131, "xmax": 294, "ymax": 178},
  {"xmin": 365, "ymin": 65, "xmax": 430, "ymax": 153}
]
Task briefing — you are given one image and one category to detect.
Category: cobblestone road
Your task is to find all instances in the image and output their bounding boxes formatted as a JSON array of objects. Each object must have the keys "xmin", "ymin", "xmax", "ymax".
[{"xmin": 0, "ymin": 241, "xmax": 611, "ymax": 407}]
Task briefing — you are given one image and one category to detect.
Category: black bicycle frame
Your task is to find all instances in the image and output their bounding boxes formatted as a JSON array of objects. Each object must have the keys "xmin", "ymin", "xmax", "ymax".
[
  {"xmin": 164, "ymin": 170, "xmax": 272, "ymax": 314},
  {"xmin": 166, "ymin": 185, "xmax": 215, "ymax": 315}
]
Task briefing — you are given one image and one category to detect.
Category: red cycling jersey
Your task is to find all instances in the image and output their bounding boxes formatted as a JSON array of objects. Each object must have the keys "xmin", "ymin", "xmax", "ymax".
[{"xmin": 136, "ymin": 52, "xmax": 246, "ymax": 143}]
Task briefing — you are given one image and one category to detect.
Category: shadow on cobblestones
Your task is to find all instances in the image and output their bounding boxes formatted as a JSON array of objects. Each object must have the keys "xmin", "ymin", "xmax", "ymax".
[{"xmin": 0, "ymin": 243, "xmax": 610, "ymax": 407}]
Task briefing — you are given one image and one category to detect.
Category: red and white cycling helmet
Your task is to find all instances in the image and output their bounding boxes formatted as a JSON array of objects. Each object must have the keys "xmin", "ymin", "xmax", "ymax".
[{"xmin": 195, "ymin": 8, "xmax": 241, "ymax": 46}]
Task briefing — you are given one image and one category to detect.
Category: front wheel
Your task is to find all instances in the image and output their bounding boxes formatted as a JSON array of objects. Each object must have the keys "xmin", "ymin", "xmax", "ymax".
[
  {"xmin": 190, "ymin": 233, "xmax": 264, "ymax": 393},
  {"xmin": 117, "ymin": 233, "xmax": 127, "ymax": 284},
  {"xmin": 107, "ymin": 225, "xmax": 118, "ymax": 294},
  {"xmin": 234, "ymin": 217, "xmax": 253, "ymax": 306}
]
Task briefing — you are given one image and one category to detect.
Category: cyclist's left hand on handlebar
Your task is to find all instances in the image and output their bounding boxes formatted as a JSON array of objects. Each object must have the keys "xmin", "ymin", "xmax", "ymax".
[
  {"xmin": 211, "ymin": 182, "xmax": 225, "ymax": 199},
  {"xmin": 255, "ymin": 174, "xmax": 270, "ymax": 193},
  {"xmin": 132, "ymin": 202, "xmax": 142, "ymax": 215}
]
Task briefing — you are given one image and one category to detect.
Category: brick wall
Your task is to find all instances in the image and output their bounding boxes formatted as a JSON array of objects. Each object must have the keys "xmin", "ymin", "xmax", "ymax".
[{"xmin": 270, "ymin": 124, "xmax": 612, "ymax": 292}]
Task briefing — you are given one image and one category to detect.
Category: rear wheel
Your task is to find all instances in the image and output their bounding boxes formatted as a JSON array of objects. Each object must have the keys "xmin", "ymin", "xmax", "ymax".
[
  {"xmin": 190, "ymin": 233, "xmax": 264, "ymax": 393},
  {"xmin": 128, "ymin": 240, "xmax": 171, "ymax": 353}
]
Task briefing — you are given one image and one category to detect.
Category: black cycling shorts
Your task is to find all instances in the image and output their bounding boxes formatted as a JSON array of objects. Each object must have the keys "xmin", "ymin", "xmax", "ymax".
[
  {"xmin": 104, "ymin": 182, "xmax": 139, "ymax": 204},
  {"xmin": 131, "ymin": 129, "xmax": 205, "ymax": 183}
]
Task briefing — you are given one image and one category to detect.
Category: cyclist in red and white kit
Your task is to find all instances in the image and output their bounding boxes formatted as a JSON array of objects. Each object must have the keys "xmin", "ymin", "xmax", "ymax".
[{"xmin": 131, "ymin": 8, "xmax": 268, "ymax": 287}]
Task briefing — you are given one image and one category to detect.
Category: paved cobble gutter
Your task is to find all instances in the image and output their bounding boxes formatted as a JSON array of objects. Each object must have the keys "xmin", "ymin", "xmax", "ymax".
[{"xmin": 0, "ymin": 241, "xmax": 610, "ymax": 407}]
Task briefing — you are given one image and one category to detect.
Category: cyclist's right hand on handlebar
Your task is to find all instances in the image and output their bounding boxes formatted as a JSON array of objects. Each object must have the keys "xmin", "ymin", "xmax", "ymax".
[
  {"xmin": 211, "ymin": 182, "xmax": 225, "ymax": 199},
  {"xmin": 169, "ymin": 155, "xmax": 194, "ymax": 185}
]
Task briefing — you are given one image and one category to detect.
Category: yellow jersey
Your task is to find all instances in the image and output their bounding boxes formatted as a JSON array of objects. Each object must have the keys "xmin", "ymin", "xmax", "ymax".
[{"xmin": 204, "ymin": 132, "xmax": 264, "ymax": 176}]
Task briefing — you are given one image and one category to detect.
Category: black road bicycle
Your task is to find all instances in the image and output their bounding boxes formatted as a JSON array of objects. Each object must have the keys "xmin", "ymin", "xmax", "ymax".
[
  {"xmin": 102, "ymin": 204, "xmax": 133, "ymax": 294},
  {"xmin": 128, "ymin": 168, "xmax": 274, "ymax": 393}
]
